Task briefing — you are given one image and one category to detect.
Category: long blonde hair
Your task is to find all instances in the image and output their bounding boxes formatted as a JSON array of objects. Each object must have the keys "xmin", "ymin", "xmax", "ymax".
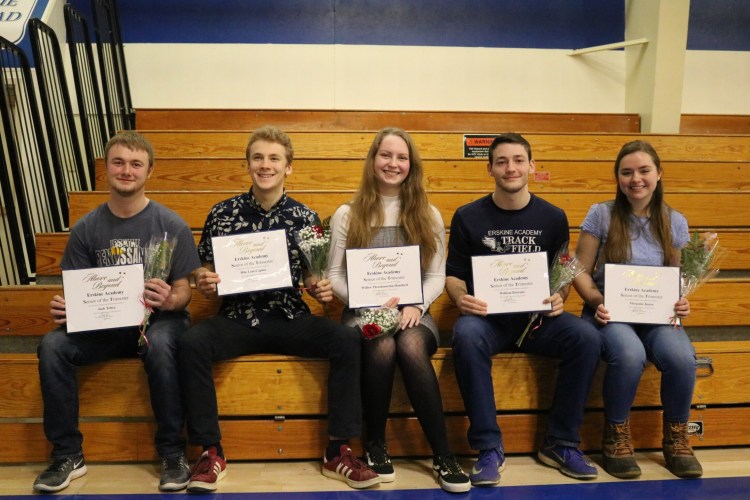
[
  {"xmin": 603, "ymin": 140, "xmax": 673, "ymax": 265},
  {"xmin": 346, "ymin": 128, "xmax": 437, "ymax": 271}
]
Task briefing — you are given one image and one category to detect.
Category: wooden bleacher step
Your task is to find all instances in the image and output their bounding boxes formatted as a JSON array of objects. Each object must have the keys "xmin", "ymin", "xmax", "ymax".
[{"xmin": 134, "ymin": 109, "xmax": 641, "ymax": 133}]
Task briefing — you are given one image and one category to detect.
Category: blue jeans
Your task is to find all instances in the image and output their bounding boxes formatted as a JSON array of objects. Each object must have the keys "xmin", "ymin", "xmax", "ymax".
[
  {"xmin": 178, "ymin": 312, "xmax": 362, "ymax": 446},
  {"xmin": 37, "ymin": 311, "xmax": 189, "ymax": 458},
  {"xmin": 582, "ymin": 307, "xmax": 697, "ymax": 423},
  {"xmin": 451, "ymin": 312, "xmax": 601, "ymax": 451}
]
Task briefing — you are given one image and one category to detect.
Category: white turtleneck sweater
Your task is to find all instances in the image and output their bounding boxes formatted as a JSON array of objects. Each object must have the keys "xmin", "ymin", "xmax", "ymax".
[{"xmin": 327, "ymin": 194, "xmax": 446, "ymax": 313}]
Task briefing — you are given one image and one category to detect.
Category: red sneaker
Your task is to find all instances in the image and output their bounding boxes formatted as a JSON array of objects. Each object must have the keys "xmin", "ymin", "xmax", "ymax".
[
  {"xmin": 322, "ymin": 444, "xmax": 381, "ymax": 489},
  {"xmin": 187, "ymin": 447, "xmax": 227, "ymax": 492}
]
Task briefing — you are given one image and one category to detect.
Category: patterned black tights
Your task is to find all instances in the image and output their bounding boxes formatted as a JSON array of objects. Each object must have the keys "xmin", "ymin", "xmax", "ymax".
[{"xmin": 361, "ymin": 325, "xmax": 451, "ymax": 456}]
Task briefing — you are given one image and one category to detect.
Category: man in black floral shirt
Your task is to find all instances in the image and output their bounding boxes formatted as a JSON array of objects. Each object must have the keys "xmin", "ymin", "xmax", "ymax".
[{"xmin": 178, "ymin": 126, "xmax": 380, "ymax": 492}]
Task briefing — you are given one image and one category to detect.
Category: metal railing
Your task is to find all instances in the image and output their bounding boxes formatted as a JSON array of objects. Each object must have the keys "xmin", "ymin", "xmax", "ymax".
[
  {"xmin": 92, "ymin": 0, "xmax": 134, "ymax": 132},
  {"xmin": 0, "ymin": 36, "xmax": 68, "ymax": 284},
  {"xmin": 29, "ymin": 18, "xmax": 92, "ymax": 192},
  {"xmin": 64, "ymin": 2, "xmax": 109, "ymax": 188}
]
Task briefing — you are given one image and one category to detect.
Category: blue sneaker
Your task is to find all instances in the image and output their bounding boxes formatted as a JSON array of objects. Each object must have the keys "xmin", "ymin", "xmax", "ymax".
[
  {"xmin": 469, "ymin": 447, "xmax": 505, "ymax": 486},
  {"xmin": 538, "ymin": 442, "xmax": 597, "ymax": 480}
]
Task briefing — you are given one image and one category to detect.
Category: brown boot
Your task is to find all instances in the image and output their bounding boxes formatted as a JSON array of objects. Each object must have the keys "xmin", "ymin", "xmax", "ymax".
[
  {"xmin": 662, "ymin": 421, "xmax": 703, "ymax": 478},
  {"xmin": 601, "ymin": 419, "xmax": 641, "ymax": 479}
]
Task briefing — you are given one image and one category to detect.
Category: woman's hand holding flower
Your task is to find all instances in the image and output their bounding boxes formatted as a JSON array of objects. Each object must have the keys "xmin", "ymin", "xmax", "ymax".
[
  {"xmin": 310, "ymin": 278, "xmax": 333, "ymax": 303},
  {"xmin": 673, "ymin": 297, "xmax": 690, "ymax": 319}
]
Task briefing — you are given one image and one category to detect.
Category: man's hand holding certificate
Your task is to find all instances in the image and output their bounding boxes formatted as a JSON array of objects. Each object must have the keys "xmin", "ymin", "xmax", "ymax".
[
  {"xmin": 212, "ymin": 229, "xmax": 293, "ymax": 295},
  {"xmin": 471, "ymin": 252, "xmax": 552, "ymax": 315},
  {"xmin": 62, "ymin": 264, "xmax": 145, "ymax": 333},
  {"xmin": 604, "ymin": 264, "xmax": 680, "ymax": 324},
  {"xmin": 346, "ymin": 245, "xmax": 423, "ymax": 308}
]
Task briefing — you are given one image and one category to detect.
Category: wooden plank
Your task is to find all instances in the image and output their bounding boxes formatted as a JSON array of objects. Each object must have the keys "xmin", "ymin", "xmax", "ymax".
[
  {"xmin": 681, "ymin": 114, "xmax": 750, "ymax": 134},
  {"xmin": 1, "ymin": 406, "xmax": 747, "ymax": 463},
  {"xmin": 3, "ymin": 278, "xmax": 749, "ymax": 337},
  {"xmin": 33, "ymin": 228, "xmax": 750, "ymax": 277},
  {"xmin": 135, "ymin": 109, "xmax": 641, "ymax": 133},
  {"xmin": 0, "ymin": 285, "xmax": 60, "ymax": 335},
  {"xmin": 0, "ymin": 285, "xmax": 321, "ymax": 336},
  {"xmin": 137, "ymin": 131, "xmax": 750, "ymax": 162},
  {"xmin": 68, "ymin": 190, "xmax": 750, "ymax": 230},
  {"xmin": 95, "ymin": 157, "xmax": 750, "ymax": 193},
  {"xmin": 427, "ymin": 281, "xmax": 750, "ymax": 329},
  {"xmin": 2, "ymin": 342, "xmax": 749, "ymax": 418},
  {"xmin": 0, "ymin": 422, "xmax": 145, "ymax": 463},
  {"xmin": 35, "ymin": 232, "xmax": 195, "ymax": 276}
]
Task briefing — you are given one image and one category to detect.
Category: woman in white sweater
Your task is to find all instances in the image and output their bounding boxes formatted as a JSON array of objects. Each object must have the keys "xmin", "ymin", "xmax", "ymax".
[{"xmin": 327, "ymin": 128, "xmax": 469, "ymax": 493}]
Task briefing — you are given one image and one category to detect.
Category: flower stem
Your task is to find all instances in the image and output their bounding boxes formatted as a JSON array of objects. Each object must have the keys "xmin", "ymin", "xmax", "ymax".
[{"xmin": 516, "ymin": 313, "xmax": 540, "ymax": 347}]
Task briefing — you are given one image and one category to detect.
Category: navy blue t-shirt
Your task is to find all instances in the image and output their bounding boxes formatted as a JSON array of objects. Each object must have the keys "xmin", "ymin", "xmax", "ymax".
[{"xmin": 446, "ymin": 193, "xmax": 569, "ymax": 301}]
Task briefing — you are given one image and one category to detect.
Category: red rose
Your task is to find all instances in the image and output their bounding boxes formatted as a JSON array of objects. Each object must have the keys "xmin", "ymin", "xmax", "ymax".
[
  {"xmin": 312, "ymin": 225, "xmax": 324, "ymax": 237},
  {"xmin": 361, "ymin": 323, "xmax": 382, "ymax": 340}
]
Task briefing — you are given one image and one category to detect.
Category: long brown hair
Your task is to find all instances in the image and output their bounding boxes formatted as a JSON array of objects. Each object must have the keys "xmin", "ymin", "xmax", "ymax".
[
  {"xmin": 603, "ymin": 140, "xmax": 673, "ymax": 265},
  {"xmin": 346, "ymin": 127, "xmax": 437, "ymax": 271}
]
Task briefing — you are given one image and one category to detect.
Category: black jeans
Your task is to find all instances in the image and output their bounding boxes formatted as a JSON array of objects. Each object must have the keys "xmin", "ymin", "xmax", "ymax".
[{"xmin": 178, "ymin": 313, "xmax": 362, "ymax": 446}]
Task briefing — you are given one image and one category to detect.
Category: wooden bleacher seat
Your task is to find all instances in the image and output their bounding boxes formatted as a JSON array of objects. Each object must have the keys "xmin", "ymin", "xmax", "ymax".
[
  {"xmin": 31, "ymin": 230, "xmax": 750, "ymax": 279},
  {"xmin": 133, "ymin": 131, "xmax": 750, "ymax": 161},
  {"xmin": 2, "ymin": 342, "xmax": 749, "ymax": 463},
  {"xmin": 136, "ymin": 109, "xmax": 750, "ymax": 136},
  {"xmin": 67, "ymin": 190, "xmax": 750, "ymax": 236},
  {"xmin": 680, "ymin": 114, "xmax": 750, "ymax": 134},
  {"xmin": 2, "ymin": 117, "xmax": 750, "ymax": 464},
  {"xmin": 134, "ymin": 109, "xmax": 641, "ymax": 133},
  {"xmin": 94, "ymin": 157, "xmax": 750, "ymax": 193}
]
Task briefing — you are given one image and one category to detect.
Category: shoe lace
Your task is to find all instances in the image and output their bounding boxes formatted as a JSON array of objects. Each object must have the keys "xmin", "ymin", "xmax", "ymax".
[
  {"xmin": 341, "ymin": 449, "xmax": 372, "ymax": 471},
  {"xmin": 45, "ymin": 457, "xmax": 73, "ymax": 473},
  {"xmin": 436, "ymin": 455, "xmax": 463, "ymax": 475},
  {"xmin": 366, "ymin": 441, "xmax": 391, "ymax": 466},
  {"xmin": 163, "ymin": 454, "xmax": 189, "ymax": 471},
  {"xmin": 611, "ymin": 422, "xmax": 634, "ymax": 455},
  {"xmin": 667, "ymin": 422, "xmax": 694, "ymax": 456},
  {"xmin": 191, "ymin": 453, "xmax": 213, "ymax": 475},
  {"xmin": 477, "ymin": 448, "xmax": 501, "ymax": 469},
  {"xmin": 559, "ymin": 446, "xmax": 589, "ymax": 466}
]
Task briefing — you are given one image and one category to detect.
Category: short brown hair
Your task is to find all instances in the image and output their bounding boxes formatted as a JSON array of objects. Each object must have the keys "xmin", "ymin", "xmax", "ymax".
[
  {"xmin": 245, "ymin": 126, "xmax": 294, "ymax": 164},
  {"xmin": 488, "ymin": 133, "xmax": 532, "ymax": 164},
  {"xmin": 105, "ymin": 130, "xmax": 155, "ymax": 167}
]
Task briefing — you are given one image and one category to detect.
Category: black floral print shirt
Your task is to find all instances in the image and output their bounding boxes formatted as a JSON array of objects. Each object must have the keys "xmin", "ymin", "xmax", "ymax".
[{"xmin": 198, "ymin": 189, "xmax": 319, "ymax": 327}]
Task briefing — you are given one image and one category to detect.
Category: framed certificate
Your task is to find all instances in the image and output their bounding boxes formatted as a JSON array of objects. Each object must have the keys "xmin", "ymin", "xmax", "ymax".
[
  {"xmin": 212, "ymin": 229, "xmax": 293, "ymax": 296},
  {"xmin": 345, "ymin": 245, "xmax": 424, "ymax": 308},
  {"xmin": 604, "ymin": 264, "xmax": 680, "ymax": 324},
  {"xmin": 471, "ymin": 252, "xmax": 552, "ymax": 315},
  {"xmin": 62, "ymin": 264, "xmax": 145, "ymax": 333}
]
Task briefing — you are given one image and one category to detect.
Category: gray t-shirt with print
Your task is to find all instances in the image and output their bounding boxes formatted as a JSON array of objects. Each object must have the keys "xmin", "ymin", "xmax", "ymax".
[{"xmin": 61, "ymin": 200, "xmax": 200, "ymax": 284}]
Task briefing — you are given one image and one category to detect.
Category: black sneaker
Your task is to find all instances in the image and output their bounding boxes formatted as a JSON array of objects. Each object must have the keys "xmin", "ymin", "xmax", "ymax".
[
  {"xmin": 433, "ymin": 455, "xmax": 470, "ymax": 493},
  {"xmin": 159, "ymin": 453, "xmax": 190, "ymax": 491},
  {"xmin": 365, "ymin": 440, "xmax": 395, "ymax": 482},
  {"xmin": 33, "ymin": 454, "xmax": 87, "ymax": 492}
]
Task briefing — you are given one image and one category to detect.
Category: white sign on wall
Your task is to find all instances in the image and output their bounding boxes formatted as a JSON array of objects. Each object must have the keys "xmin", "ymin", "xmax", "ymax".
[{"xmin": 0, "ymin": 0, "xmax": 39, "ymax": 44}]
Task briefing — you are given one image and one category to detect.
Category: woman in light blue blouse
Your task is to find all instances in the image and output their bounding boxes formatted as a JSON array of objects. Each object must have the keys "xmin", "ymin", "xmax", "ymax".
[{"xmin": 573, "ymin": 140, "xmax": 702, "ymax": 480}]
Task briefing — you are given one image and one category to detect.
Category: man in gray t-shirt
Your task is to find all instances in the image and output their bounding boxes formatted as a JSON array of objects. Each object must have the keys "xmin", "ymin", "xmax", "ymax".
[{"xmin": 33, "ymin": 131, "xmax": 200, "ymax": 494}]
